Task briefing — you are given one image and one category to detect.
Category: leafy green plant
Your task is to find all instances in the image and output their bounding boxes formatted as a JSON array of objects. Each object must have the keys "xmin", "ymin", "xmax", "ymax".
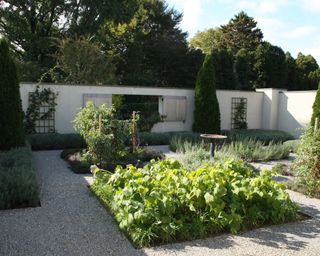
[
  {"xmin": 0, "ymin": 146, "xmax": 40, "ymax": 209},
  {"xmin": 283, "ymin": 139, "xmax": 300, "ymax": 153},
  {"xmin": 74, "ymin": 102, "xmax": 129, "ymax": 165},
  {"xmin": 294, "ymin": 127, "xmax": 320, "ymax": 196},
  {"xmin": 311, "ymin": 82, "xmax": 320, "ymax": 127},
  {"xmin": 92, "ymin": 159, "xmax": 298, "ymax": 247}
]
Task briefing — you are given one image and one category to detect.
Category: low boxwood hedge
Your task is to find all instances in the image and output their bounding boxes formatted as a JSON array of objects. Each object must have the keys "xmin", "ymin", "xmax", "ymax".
[{"xmin": 0, "ymin": 146, "xmax": 40, "ymax": 209}]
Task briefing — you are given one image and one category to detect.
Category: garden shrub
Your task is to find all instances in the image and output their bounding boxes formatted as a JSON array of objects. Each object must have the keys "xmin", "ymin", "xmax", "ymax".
[
  {"xmin": 193, "ymin": 53, "xmax": 221, "ymax": 133},
  {"xmin": 294, "ymin": 127, "xmax": 320, "ymax": 196},
  {"xmin": 216, "ymin": 139, "xmax": 291, "ymax": 162},
  {"xmin": 283, "ymin": 140, "xmax": 300, "ymax": 153},
  {"xmin": 92, "ymin": 159, "xmax": 298, "ymax": 247},
  {"xmin": 311, "ymin": 82, "xmax": 320, "ymax": 127},
  {"xmin": 0, "ymin": 146, "xmax": 40, "ymax": 209},
  {"xmin": 0, "ymin": 38, "xmax": 25, "ymax": 150},
  {"xmin": 74, "ymin": 102, "xmax": 129, "ymax": 165},
  {"xmin": 27, "ymin": 133, "xmax": 86, "ymax": 150}
]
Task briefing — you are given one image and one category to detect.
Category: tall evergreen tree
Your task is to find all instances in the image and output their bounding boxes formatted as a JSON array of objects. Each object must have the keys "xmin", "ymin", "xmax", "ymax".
[
  {"xmin": 254, "ymin": 42, "xmax": 287, "ymax": 88},
  {"xmin": 295, "ymin": 53, "xmax": 319, "ymax": 90},
  {"xmin": 0, "ymin": 39, "xmax": 25, "ymax": 150},
  {"xmin": 220, "ymin": 11, "xmax": 263, "ymax": 54},
  {"xmin": 193, "ymin": 54, "xmax": 221, "ymax": 133},
  {"xmin": 311, "ymin": 82, "xmax": 320, "ymax": 127},
  {"xmin": 235, "ymin": 48, "xmax": 253, "ymax": 90},
  {"xmin": 285, "ymin": 52, "xmax": 299, "ymax": 90}
]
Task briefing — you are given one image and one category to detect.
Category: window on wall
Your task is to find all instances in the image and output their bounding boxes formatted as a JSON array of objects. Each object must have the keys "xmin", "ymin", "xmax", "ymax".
[
  {"xmin": 83, "ymin": 94, "xmax": 112, "ymax": 107},
  {"xmin": 28, "ymin": 92, "xmax": 55, "ymax": 133},
  {"xmin": 161, "ymin": 96, "xmax": 187, "ymax": 122},
  {"xmin": 231, "ymin": 97, "xmax": 248, "ymax": 129}
]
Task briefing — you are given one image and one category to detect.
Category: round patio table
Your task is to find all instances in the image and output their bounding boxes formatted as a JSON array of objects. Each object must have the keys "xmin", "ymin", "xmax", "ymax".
[{"xmin": 200, "ymin": 134, "xmax": 227, "ymax": 157}]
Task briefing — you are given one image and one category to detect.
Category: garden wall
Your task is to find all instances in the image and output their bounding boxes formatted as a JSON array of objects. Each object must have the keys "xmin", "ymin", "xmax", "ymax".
[
  {"xmin": 20, "ymin": 83, "xmax": 316, "ymax": 137},
  {"xmin": 278, "ymin": 90, "xmax": 316, "ymax": 138}
]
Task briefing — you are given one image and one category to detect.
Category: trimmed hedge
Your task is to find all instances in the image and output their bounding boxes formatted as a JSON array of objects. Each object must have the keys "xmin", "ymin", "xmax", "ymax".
[
  {"xmin": 27, "ymin": 129, "xmax": 294, "ymax": 151},
  {"xmin": 0, "ymin": 146, "xmax": 40, "ymax": 209},
  {"xmin": 27, "ymin": 133, "xmax": 86, "ymax": 150}
]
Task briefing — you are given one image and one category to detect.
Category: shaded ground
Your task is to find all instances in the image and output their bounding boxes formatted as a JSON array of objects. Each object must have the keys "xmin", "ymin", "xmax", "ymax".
[{"xmin": 1, "ymin": 150, "xmax": 320, "ymax": 256}]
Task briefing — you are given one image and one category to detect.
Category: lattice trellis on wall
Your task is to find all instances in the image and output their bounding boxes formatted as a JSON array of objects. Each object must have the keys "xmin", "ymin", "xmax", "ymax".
[
  {"xmin": 231, "ymin": 97, "xmax": 248, "ymax": 129},
  {"xmin": 28, "ymin": 93, "xmax": 55, "ymax": 133}
]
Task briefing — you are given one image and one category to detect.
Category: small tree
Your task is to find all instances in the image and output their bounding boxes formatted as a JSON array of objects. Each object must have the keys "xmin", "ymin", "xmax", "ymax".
[
  {"xmin": 193, "ymin": 54, "xmax": 221, "ymax": 133},
  {"xmin": 311, "ymin": 82, "xmax": 320, "ymax": 127},
  {"xmin": 0, "ymin": 38, "xmax": 24, "ymax": 150}
]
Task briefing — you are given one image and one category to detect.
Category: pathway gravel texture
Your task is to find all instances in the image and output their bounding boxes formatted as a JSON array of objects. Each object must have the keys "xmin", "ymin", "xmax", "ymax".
[{"xmin": 1, "ymin": 150, "xmax": 320, "ymax": 256}]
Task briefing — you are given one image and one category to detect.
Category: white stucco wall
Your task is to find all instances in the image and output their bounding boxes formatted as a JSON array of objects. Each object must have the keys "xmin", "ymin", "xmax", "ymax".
[
  {"xmin": 20, "ymin": 83, "xmax": 195, "ymax": 133},
  {"xmin": 217, "ymin": 90, "xmax": 264, "ymax": 130},
  {"xmin": 278, "ymin": 90, "xmax": 316, "ymax": 138}
]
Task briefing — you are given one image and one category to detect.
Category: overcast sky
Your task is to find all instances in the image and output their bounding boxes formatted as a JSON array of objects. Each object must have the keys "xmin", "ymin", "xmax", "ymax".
[{"xmin": 166, "ymin": 0, "xmax": 320, "ymax": 64}]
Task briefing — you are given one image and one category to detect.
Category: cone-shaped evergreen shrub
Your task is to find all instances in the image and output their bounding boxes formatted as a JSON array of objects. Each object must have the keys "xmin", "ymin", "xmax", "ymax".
[
  {"xmin": 0, "ymin": 39, "xmax": 25, "ymax": 150},
  {"xmin": 193, "ymin": 53, "xmax": 221, "ymax": 133},
  {"xmin": 311, "ymin": 82, "xmax": 320, "ymax": 127}
]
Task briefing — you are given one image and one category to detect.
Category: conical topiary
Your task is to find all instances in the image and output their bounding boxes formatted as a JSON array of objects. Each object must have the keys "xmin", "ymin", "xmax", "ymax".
[
  {"xmin": 193, "ymin": 53, "xmax": 221, "ymax": 133},
  {"xmin": 0, "ymin": 38, "xmax": 25, "ymax": 150}
]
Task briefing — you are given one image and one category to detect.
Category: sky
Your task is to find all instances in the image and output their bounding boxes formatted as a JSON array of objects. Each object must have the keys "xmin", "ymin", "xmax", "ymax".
[{"xmin": 166, "ymin": 0, "xmax": 320, "ymax": 64}]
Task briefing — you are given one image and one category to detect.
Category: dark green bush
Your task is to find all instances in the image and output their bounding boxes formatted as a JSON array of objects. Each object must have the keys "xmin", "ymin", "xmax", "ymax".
[
  {"xmin": 0, "ymin": 38, "xmax": 25, "ymax": 150},
  {"xmin": 27, "ymin": 133, "xmax": 86, "ymax": 150},
  {"xmin": 92, "ymin": 159, "xmax": 298, "ymax": 247},
  {"xmin": 0, "ymin": 146, "xmax": 40, "ymax": 209}
]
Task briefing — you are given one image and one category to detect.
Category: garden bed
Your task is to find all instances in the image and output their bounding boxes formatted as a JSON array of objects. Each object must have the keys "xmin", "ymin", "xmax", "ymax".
[
  {"xmin": 0, "ymin": 146, "xmax": 40, "ymax": 209},
  {"xmin": 91, "ymin": 158, "xmax": 300, "ymax": 248}
]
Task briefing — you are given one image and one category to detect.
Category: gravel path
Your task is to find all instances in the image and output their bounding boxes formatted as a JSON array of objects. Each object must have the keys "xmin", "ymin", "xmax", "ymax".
[{"xmin": 1, "ymin": 150, "xmax": 320, "ymax": 256}]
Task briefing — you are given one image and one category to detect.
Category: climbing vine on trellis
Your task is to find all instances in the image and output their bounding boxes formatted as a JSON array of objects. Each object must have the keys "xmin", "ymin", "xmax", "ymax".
[{"xmin": 24, "ymin": 85, "xmax": 58, "ymax": 134}]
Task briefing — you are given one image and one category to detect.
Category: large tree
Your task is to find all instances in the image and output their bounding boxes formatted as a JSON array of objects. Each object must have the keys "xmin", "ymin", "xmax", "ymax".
[
  {"xmin": 189, "ymin": 28, "xmax": 223, "ymax": 54},
  {"xmin": 285, "ymin": 52, "xmax": 299, "ymax": 90},
  {"xmin": 102, "ymin": 0, "xmax": 203, "ymax": 87},
  {"xmin": 220, "ymin": 11, "xmax": 263, "ymax": 54},
  {"xmin": 254, "ymin": 42, "xmax": 287, "ymax": 88},
  {"xmin": 295, "ymin": 53, "xmax": 319, "ymax": 90},
  {"xmin": 0, "ymin": 0, "xmax": 138, "ymax": 81},
  {"xmin": 193, "ymin": 54, "xmax": 220, "ymax": 133},
  {"xmin": 0, "ymin": 39, "xmax": 25, "ymax": 150}
]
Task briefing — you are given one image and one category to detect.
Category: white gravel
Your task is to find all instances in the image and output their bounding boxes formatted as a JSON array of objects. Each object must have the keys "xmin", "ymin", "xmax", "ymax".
[{"xmin": 1, "ymin": 150, "xmax": 320, "ymax": 256}]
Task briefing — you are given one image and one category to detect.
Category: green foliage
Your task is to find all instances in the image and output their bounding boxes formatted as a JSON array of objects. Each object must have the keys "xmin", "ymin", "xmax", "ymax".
[
  {"xmin": 219, "ymin": 11, "xmax": 263, "ymax": 54},
  {"xmin": 0, "ymin": 146, "xmax": 40, "ymax": 209},
  {"xmin": 92, "ymin": 158, "xmax": 298, "ymax": 247},
  {"xmin": 283, "ymin": 140, "xmax": 300, "ymax": 153},
  {"xmin": 294, "ymin": 127, "xmax": 320, "ymax": 196},
  {"xmin": 254, "ymin": 42, "xmax": 287, "ymax": 88},
  {"xmin": 189, "ymin": 28, "xmax": 223, "ymax": 54},
  {"xmin": 24, "ymin": 85, "xmax": 58, "ymax": 134},
  {"xmin": 102, "ymin": 0, "xmax": 203, "ymax": 87},
  {"xmin": 235, "ymin": 49, "xmax": 254, "ymax": 90},
  {"xmin": 0, "ymin": 0, "xmax": 138, "ymax": 81},
  {"xmin": 311, "ymin": 82, "xmax": 320, "ymax": 126},
  {"xmin": 285, "ymin": 52, "xmax": 299, "ymax": 90},
  {"xmin": 216, "ymin": 139, "xmax": 291, "ymax": 162},
  {"xmin": 74, "ymin": 102, "xmax": 129, "ymax": 164},
  {"xmin": 193, "ymin": 54, "xmax": 221, "ymax": 133},
  {"xmin": 295, "ymin": 53, "xmax": 319, "ymax": 90},
  {"xmin": 0, "ymin": 38, "xmax": 25, "ymax": 150},
  {"xmin": 224, "ymin": 129, "xmax": 294, "ymax": 144},
  {"xmin": 27, "ymin": 133, "xmax": 86, "ymax": 150},
  {"xmin": 51, "ymin": 37, "xmax": 115, "ymax": 85}
]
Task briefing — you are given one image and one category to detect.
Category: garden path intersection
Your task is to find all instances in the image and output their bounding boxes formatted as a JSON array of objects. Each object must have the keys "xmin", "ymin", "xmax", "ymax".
[{"xmin": 0, "ymin": 150, "xmax": 320, "ymax": 256}]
